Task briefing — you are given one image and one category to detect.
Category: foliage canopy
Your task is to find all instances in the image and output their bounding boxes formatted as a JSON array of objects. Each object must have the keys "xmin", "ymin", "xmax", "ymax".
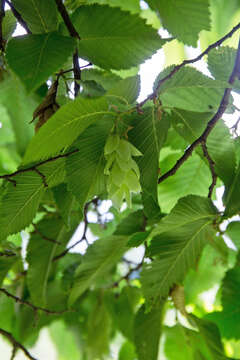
[{"xmin": 0, "ymin": 0, "xmax": 240, "ymax": 359}]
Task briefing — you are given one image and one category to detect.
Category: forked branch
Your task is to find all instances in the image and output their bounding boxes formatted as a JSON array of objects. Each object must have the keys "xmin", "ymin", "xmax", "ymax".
[
  {"xmin": 158, "ymin": 36, "xmax": 240, "ymax": 184},
  {"xmin": 139, "ymin": 21, "xmax": 240, "ymax": 108},
  {"xmin": 0, "ymin": 328, "xmax": 37, "ymax": 360},
  {"xmin": 55, "ymin": 0, "xmax": 82, "ymax": 97}
]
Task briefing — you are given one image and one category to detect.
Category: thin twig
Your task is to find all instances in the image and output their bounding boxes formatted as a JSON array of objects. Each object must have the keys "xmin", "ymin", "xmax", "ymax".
[
  {"xmin": 158, "ymin": 36, "xmax": 240, "ymax": 184},
  {"xmin": 56, "ymin": 63, "xmax": 92, "ymax": 77},
  {"xmin": 138, "ymin": 21, "xmax": 240, "ymax": 108},
  {"xmin": 0, "ymin": 0, "xmax": 5, "ymax": 51},
  {"xmin": 231, "ymin": 115, "xmax": 240, "ymax": 136},
  {"xmin": 55, "ymin": 0, "xmax": 80, "ymax": 39},
  {"xmin": 73, "ymin": 49, "xmax": 81, "ymax": 96},
  {"xmin": 32, "ymin": 224, "xmax": 61, "ymax": 245},
  {"xmin": 33, "ymin": 167, "xmax": 48, "ymax": 187},
  {"xmin": 0, "ymin": 250, "xmax": 16, "ymax": 257},
  {"xmin": 10, "ymin": 345, "xmax": 17, "ymax": 360},
  {"xmin": 0, "ymin": 328, "xmax": 37, "ymax": 360},
  {"xmin": 53, "ymin": 201, "xmax": 91, "ymax": 261},
  {"xmin": 122, "ymin": 257, "xmax": 139, "ymax": 266},
  {"xmin": 0, "ymin": 149, "xmax": 78, "ymax": 183},
  {"xmin": 54, "ymin": 0, "xmax": 82, "ymax": 98},
  {"xmin": 0, "ymin": 288, "xmax": 69, "ymax": 315},
  {"xmin": 112, "ymin": 259, "xmax": 144, "ymax": 288},
  {"xmin": 201, "ymin": 141, "xmax": 217, "ymax": 198},
  {"xmin": 5, "ymin": 0, "xmax": 31, "ymax": 33}
]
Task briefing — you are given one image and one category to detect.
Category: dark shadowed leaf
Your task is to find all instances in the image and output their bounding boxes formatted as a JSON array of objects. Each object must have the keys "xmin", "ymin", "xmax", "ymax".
[{"xmin": 6, "ymin": 32, "xmax": 75, "ymax": 92}]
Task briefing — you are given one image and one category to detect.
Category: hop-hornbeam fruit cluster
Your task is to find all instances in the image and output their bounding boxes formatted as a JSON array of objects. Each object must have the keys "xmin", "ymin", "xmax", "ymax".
[{"xmin": 104, "ymin": 134, "xmax": 142, "ymax": 209}]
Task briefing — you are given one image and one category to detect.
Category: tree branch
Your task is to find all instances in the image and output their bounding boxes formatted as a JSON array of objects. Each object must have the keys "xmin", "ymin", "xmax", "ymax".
[
  {"xmin": 53, "ymin": 201, "xmax": 90, "ymax": 261},
  {"xmin": 158, "ymin": 36, "xmax": 240, "ymax": 184},
  {"xmin": 32, "ymin": 223, "xmax": 62, "ymax": 245},
  {"xmin": 0, "ymin": 287, "xmax": 69, "ymax": 315},
  {"xmin": 139, "ymin": 21, "xmax": 240, "ymax": 108},
  {"xmin": 0, "ymin": 250, "xmax": 16, "ymax": 257},
  {"xmin": 55, "ymin": 0, "xmax": 80, "ymax": 39},
  {"xmin": 54, "ymin": 0, "xmax": 83, "ymax": 98},
  {"xmin": 73, "ymin": 49, "xmax": 81, "ymax": 97},
  {"xmin": 112, "ymin": 259, "xmax": 144, "ymax": 288},
  {"xmin": 201, "ymin": 141, "xmax": 217, "ymax": 198},
  {"xmin": 0, "ymin": 149, "xmax": 78, "ymax": 184},
  {"xmin": 0, "ymin": 0, "xmax": 5, "ymax": 51},
  {"xmin": 5, "ymin": 0, "xmax": 31, "ymax": 34},
  {"xmin": 0, "ymin": 328, "xmax": 37, "ymax": 360}
]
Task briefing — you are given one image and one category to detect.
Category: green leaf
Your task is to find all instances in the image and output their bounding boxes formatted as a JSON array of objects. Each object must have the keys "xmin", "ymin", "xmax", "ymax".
[
  {"xmin": 107, "ymin": 75, "xmax": 141, "ymax": 105},
  {"xmin": 127, "ymin": 231, "xmax": 150, "ymax": 248},
  {"xmin": 114, "ymin": 209, "xmax": 145, "ymax": 236},
  {"xmin": 23, "ymin": 97, "xmax": 113, "ymax": 164},
  {"xmin": 171, "ymin": 109, "xmax": 212, "ymax": 140},
  {"xmin": 208, "ymin": 47, "xmax": 236, "ymax": 81},
  {"xmin": 0, "ymin": 173, "xmax": 45, "ymax": 242},
  {"xmin": 172, "ymin": 109, "xmax": 236, "ymax": 186},
  {"xmin": 87, "ymin": 295, "xmax": 111, "ymax": 359},
  {"xmin": 206, "ymin": 121, "xmax": 236, "ymax": 187},
  {"xmin": 11, "ymin": 0, "xmax": 58, "ymax": 33},
  {"xmin": 38, "ymin": 158, "xmax": 66, "ymax": 188},
  {"xmin": 6, "ymin": 32, "xmax": 76, "ymax": 92},
  {"xmin": 0, "ymin": 295, "xmax": 15, "ymax": 332},
  {"xmin": 0, "ymin": 159, "xmax": 65, "ymax": 241},
  {"xmin": 81, "ymin": 68, "xmax": 122, "ymax": 92},
  {"xmin": 0, "ymin": 256, "xmax": 17, "ymax": 285},
  {"xmin": 49, "ymin": 321, "xmax": 79, "ymax": 360},
  {"xmin": 225, "ymin": 221, "xmax": 240, "ymax": 250},
  {"xmin": 69, "ymin": 235, "xmax": 128, "ymax": 306},
  {"xmin": 155, "ymin": 67, "xmax": 228, "ymax": 112},
  {"xmin": 66, "ymin": 121, "xmax": 113, "ymax": 209},
  {"xmin": 158, "ymin": 152, "xmax": 211, "ymax": 213},
  {"xmin": 224, "ymin": 164, "xmax": 240, "ymax": 216},
  {"xmin": 52, "ymin": 184, "xmax": 75, "ymax": 228},
  {"xmin": 106, "ymin": 287, "xmax": 141, "ymax": 341},
  {"xmin": 184, "ymin": 244, "xmax": 228, "ymax": 304},
  {"xmin": 146, "ymin": 0, "xmax": 211, "ymax": 46},
  {"xmin": 128, "ymin": 108, "xmax": 170, "ymax": 218},
  {"xmin": 27, "ymin": 218, "xmax": 75, "ymax": 306},
  {"xmin": 68, "ymin": 4, "xmax": 169, "ymax": 69},
  {"xmin": 82, "ymin": 0, "xmax": 141, "ymax": 13},
  {"xmin": 190, "ymin": 315, "xmax": 233, "ymax": 359},
  {"xmin": 207, "ymin": 266, "xmax": 240, "ymax": 340},
  {"xmin": 119, "ymin": 341, "xmax": 136, "ymax": 360},
  {"xmin": 208, "ymin": 47, "xmax": 240, "ymax": 92},
  {"xmin": 141, "ymin": 196, "xmax": 217, "ymax": 302},
  {"xmin": 163, "ymin": 325, "xmax": 201, "ymax": 360},
  {"xmin": 2, "ymin": 10, "xmax": 16, "ymax": 40},
  {"xmin": 134, "ymin": 303, "xmax": 164, "ymax": 360},
  {"xmin": 0, "ymin": 76, "xmax": 36, "ymax": 155},
  {"xmin": 0, "ymin": 105, "xmax": 15, "ymax": 146}
]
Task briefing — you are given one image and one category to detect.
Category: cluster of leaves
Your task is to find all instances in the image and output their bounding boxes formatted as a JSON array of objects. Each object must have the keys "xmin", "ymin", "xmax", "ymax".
[
  {"xmin": 0, "ymin": 0, "xmax": 240, "ymax": 359},
  {"xmin": 104, "ymin": 134, "xmax": 142, "ymax": 208}
]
